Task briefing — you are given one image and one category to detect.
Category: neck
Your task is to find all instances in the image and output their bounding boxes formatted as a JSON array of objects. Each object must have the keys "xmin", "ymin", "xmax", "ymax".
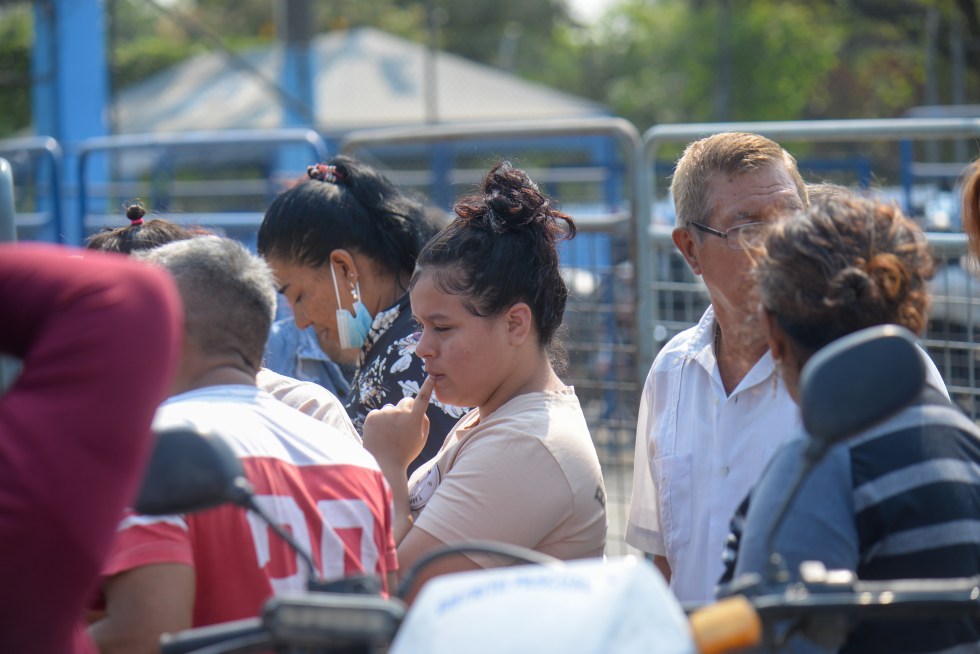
[
  {"xmin": 172, "ymin": 354, "xmax": 257, "ymax": 396},
  {"xmin": 714, "ymin": 312, "xmax": 769, "ymax": 396},
  {"xmin": 479, "ymin": 346, "xmax": 564, "ymax": 418},
  {"xmin": 360, "ymin": 271, "xmax": 406, "ymax": 316}
]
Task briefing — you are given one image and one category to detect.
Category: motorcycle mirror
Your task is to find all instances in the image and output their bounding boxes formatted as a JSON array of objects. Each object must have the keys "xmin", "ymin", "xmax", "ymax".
[
  {"xmin": 799, "ymin": 324, "xmax": 925, "ymax": 459},
  {"xmin": 135, "ymin": 426, "xmax": 254, "ymax": 515}
]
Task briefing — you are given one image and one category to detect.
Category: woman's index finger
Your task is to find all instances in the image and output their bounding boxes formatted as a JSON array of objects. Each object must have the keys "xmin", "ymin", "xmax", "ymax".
[{"xmin": 412, "ymin": 375, "xmax": 436, "ymax": 417}]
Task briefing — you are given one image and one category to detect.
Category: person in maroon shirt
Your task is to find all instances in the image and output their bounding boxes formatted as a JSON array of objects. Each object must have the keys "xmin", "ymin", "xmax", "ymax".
[{"xmin": 0, "ymin": 243, "xmax": 182, "ymax": 654}]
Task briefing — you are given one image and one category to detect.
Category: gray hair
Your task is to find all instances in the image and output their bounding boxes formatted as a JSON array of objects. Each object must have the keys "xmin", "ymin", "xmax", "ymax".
[
  {"xmin": 137, "ymin": 236, "xmax": 277, "ymax": 370},
  {"xmin": 670, "ymin": 132, "xmax": 808, "ymax": 235}
]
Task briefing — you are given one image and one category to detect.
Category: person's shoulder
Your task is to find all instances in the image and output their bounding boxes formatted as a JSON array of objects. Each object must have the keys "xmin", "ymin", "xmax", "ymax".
[
  {"xmin": 257, "ymin": 368, "xmax": 334, "ymax": 401},
  {"xmin": 489, "ymin": 388, "xmax": 578, "ymax": 418},
  {"xmin": 476, "ymin": 390, "xmax": 591, "ymax": 449},
  {"xmin": 153, "ymin": 386, "xmax": 260, "ymax": 432},
  {"xmin": 650, "ymin": 308, "xmax": 714, "ymax": 369},
  {"xmin": 251, "ymin": 393, "xmax": 382, "ymax": 469},
  {"xmin": 365, "ymin": 295, "xmax": 414, "ymax": 349}
]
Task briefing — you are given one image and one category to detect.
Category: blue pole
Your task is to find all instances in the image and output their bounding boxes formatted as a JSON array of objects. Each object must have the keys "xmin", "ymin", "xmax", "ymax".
[
  {"xmin": 31, "ymin": 0, "xmax": 108, "ymax": 245},
  {"xmin": 276, "ymin": 0, "xmax": 316, "ymax": 178}
]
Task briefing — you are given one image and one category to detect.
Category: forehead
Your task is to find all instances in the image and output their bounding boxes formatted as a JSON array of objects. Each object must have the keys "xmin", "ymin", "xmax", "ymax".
[
  {"xmin": 705, "ymin": 164, "xmax": 803, "ymax": 226},
  {"xmin": 409, "ymin": 272, "xmax": 469, "ymax": 318},
  {"xmin": 265, "ymin": 257, "xmax": 320, "ymax": 288}
]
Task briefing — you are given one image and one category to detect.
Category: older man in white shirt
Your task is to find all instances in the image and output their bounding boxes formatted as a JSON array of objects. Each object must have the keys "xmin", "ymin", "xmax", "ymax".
[{"xmin": 627, "ymin": 132, "xmax": 949, "ymax": 603}]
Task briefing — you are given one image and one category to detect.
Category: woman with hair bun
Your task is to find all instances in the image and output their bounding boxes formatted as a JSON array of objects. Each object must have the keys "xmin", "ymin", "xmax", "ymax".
[
  {"xmin": 258, "ymin": 156, "xmax": 467, "ymax": 473},
  {"xmin": 729, "ymin": 194, "xmax": 980, "ymax": 654},
  {"xmin": 362, "ymin": 162, "xmax": 607, "ymax": 598},
  {"xmin": 84, "ymin": 204, "xmax": 196, "ymax": 253}
]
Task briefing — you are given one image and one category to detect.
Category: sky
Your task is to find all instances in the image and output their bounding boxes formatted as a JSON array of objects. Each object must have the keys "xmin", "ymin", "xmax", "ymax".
[{"xmin": 567, "ymin": 0, "xmax": 618, "ymax": 24}]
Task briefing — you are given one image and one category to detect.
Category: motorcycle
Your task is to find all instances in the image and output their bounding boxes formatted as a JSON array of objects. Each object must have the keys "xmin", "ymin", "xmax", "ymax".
[{"xmin": 137, "ymin": 324, "xmax": 980, "ymax": 654}]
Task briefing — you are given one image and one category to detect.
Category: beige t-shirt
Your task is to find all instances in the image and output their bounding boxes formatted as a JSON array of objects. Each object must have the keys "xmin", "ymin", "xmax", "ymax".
[
  {"xmin": 407, "ymin": 388, "xmax": 607, "ymax": 565},
  {"xmin": 256, "ymin": 368, "xmax": 362, "ymax": 444}
]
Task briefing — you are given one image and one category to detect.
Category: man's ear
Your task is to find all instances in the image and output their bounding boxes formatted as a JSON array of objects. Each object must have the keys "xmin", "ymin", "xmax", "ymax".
[
  {"xmin": 672, "ymin": 227, "xmax": 702, "ymax": 276},
  {"xmin": 505, "ymin": 302, "xmax": 533, "ymax": 346}
]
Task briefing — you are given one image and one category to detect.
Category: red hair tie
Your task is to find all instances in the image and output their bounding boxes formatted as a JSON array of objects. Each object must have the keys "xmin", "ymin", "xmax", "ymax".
[
  {"xmin": 307, "ymin": 163, "xmax": 346, "ymax": 184},
  {"xmin": 126, "ymin": 204, "xmax": 146, "ymax": 226}
]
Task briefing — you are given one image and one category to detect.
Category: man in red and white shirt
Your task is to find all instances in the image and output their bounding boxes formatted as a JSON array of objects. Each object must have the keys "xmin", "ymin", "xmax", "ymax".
[{"xmin": 89, "ymin": 237, "xmax": 397, "ymax": 654}]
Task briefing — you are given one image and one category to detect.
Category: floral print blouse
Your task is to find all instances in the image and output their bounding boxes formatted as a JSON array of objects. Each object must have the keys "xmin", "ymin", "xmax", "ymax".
[{"xmin": 345, "ymin": 293, "xmax": 469, "ymax": 474}]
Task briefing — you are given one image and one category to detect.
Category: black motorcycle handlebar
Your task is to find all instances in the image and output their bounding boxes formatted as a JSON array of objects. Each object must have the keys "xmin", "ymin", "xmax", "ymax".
[{"xmin": 159, "ymin": 617, "xmax": 269, "ymax": 654}]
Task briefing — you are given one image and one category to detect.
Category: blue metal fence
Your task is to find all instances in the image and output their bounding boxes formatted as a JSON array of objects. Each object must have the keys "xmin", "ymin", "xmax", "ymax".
[
  {"xmin": 0, "ymin": 137, "xmax": 63, "ymax": 243},
  {"xmin": 4, "ymin": 118, "xmax": 980, "ymax": 556}
]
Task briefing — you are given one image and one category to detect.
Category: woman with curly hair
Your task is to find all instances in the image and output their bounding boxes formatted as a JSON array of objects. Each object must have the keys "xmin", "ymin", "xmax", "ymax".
[{"xmin": 729, "ymin": 194, "xmax": 980, "ymax": 654}]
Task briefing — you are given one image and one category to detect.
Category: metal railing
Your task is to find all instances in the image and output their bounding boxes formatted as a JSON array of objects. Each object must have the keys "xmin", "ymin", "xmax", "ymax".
[
  {"xmin": 0, "ymin": 158, "xmax": 15, "ymax": 243},
  {"xmin": 76, "ymin": 129, "xmax": 329, "ymax": 246},
  {"xmin": 0, "ymin": 136, "xmax": 64, "ymax": 242},
  {"xmin": 0, "ymin": 156, "xmax": 20, "ymax": 392},
  {"xmin": 639, "ymin": 118, "xmax": 980, "ymax": 416},
  {"xmin": 6, "ymin": 118, "xmax": 980, "ymax": 554}
]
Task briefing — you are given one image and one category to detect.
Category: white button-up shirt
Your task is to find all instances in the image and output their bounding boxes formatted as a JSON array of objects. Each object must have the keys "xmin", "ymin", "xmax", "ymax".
[
  {"xmin": 627, "ymin": 307, "xmax": 951, "ymax": 603},
  {"xmin": 626, "ymin": 306, "xmax": 799, "ymax": 603}
]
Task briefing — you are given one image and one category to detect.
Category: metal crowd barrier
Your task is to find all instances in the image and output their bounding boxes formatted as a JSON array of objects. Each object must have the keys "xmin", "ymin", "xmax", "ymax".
[
  {"xmin": 0, "ymin": 156, "xmax": 20, "ymax": 391},
  {"xmin": 0, "ymin": 157, "xmax": 14, "ymax": 243},
  {"xmin": 0, "ymin": 136, "xmax": 64, "ymax": 242},
  {"xmin": 639, "ymin": 118, "xmax": 980, "ymax": 417},
  {"xmin": 6, "ymin": 118, "xmax": 980, "ymax": 553},
  {"xmin": 76, "ymin": 129, "xmax": 329, "ymax": 247}
]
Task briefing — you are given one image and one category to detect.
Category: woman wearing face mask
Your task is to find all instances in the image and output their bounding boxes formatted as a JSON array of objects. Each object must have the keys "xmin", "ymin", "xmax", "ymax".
[{"xmin": 258, "ymin": 158, "xmax": 468, "ymax": 472}]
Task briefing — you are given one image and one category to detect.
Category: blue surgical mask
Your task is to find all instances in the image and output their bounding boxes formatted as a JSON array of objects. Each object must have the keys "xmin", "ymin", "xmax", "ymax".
[{"xmin": 331, "ymin": 265, "xmax": 374, "ymax": 350}]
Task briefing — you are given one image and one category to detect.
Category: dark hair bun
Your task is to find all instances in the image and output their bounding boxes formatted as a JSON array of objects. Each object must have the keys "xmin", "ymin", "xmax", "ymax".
[
  {"xmin": 454, "ymin": 162, "xmax": 575, "ymax": 241},
  {"xmin": 482, "ymin": 163, "xmax": 548, "ymax": 232},
  {"xmin": 126, "ymin": 204, "xmax": 146, "ymax": 223},
  {"xmin": 829, "ymin": 266, "xmax": 873, "ymax": 303}
]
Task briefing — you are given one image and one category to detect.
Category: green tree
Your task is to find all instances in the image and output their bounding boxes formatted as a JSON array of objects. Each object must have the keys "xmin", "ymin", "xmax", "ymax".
[
  {"xmin": 824, "ymin": 0, "xmax": 980, "ymax": 115},
  {"xmin": 423, "ymin": 0, "xmax": 573, "ymax": 73},
  {"xmin": 545, "ymin": 0, "xmax": 845, "ymax": 129},
  {"xmin": 0, "ymin": 4, "xmax": 33, "ymax": 138}
]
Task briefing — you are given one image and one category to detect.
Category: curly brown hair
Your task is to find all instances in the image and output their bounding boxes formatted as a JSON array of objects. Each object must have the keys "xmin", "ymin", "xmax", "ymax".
[{"xmin": 754, "ymin": 194, "xmax": 934, "ymax": 359}]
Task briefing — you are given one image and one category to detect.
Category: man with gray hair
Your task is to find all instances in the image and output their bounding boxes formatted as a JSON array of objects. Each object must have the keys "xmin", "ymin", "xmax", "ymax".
[
  {"xmin": 626, "ymin": 132, "xmax": 809, "ymax": 603},
  {"xmin": 627, "ymin": 134, "xmax": 950, "ymax": 604},
  {"xmin": 90, "ymin": 237, "xmax": 397, "ymax": 653}
]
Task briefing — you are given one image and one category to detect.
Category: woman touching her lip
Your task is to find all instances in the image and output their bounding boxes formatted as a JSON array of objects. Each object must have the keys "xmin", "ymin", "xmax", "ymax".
[{"xmin": 362, "ymin": 162, "xmax": 607, "ymax": 600}]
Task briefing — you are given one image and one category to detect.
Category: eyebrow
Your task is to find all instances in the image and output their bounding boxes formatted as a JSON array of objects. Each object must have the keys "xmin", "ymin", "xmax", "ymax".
[{"xmin": 413, "ymin": 312, "xmax": 451, "ymax": 323}]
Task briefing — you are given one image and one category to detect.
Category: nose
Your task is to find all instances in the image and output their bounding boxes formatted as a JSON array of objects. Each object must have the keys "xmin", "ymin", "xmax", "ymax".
[
  {"xmin": 292, "ymin": 303, "xmax": 312, "ymax": 330},
  {"xmin": 414, "ymin": 328, "xmax": 434, "ymax": 360}
]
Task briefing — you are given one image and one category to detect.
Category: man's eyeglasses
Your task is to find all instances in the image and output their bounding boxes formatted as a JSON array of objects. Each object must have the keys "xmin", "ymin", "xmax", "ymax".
[{"xmin": 689, "ymin": 221, "xmax": 768, "ymax": 251}]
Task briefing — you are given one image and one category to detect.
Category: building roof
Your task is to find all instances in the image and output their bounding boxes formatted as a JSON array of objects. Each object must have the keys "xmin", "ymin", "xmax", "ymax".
[{"xmin": 116, "ymin": 27, "xmax": 607, "ymax": 134}]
